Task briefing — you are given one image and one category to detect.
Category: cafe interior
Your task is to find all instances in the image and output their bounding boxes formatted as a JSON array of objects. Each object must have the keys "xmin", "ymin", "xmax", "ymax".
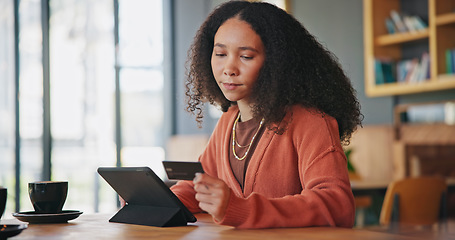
[{"xmin": 0, "ymin": 0, "xmax": 455, "ymax": 238}]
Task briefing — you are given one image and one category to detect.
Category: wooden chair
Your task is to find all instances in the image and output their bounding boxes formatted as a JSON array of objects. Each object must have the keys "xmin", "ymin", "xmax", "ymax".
[{"xmin": 379, "ymin": 176, "xmax": 448, "ymax": 230}]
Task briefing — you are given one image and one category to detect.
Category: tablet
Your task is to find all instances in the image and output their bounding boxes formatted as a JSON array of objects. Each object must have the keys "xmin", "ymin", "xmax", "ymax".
[{"xmin": 97, "ymin": 166, "xmax": 196, "ymax": 226}]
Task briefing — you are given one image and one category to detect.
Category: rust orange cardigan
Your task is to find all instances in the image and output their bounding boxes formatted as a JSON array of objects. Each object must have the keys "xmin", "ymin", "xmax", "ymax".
[{"xmin": 171, "ymin": 105, "xmax": 355, "ymax": 229}]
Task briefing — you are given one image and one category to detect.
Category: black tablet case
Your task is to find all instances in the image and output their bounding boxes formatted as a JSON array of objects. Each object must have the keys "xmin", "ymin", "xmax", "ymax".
[{"xmin": 97, "ymin": 167, "xmax": 196, "ymax": 227}]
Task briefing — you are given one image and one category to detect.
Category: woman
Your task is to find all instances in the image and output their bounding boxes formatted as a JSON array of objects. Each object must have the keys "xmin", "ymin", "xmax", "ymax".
[{"xmin": 171, "ymin": 1, "xmax": 362, "ymax": 229}]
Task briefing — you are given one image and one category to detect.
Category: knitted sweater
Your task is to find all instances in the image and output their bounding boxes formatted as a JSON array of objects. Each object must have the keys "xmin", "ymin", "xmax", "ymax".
[{"xmin": 171, "ymin": 105, "xmax": 355, "ymax": 229}]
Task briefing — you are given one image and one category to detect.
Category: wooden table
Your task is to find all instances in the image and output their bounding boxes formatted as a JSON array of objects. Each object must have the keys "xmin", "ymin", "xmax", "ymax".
[{"xmin": 2, "ymin": 213, "xmax": 453, "ymax": 240}]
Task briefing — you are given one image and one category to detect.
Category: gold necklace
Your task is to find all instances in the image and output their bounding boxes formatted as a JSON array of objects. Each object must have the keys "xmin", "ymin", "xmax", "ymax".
[{"xmin": 232, "ymin": 113, "xmax": 264, "ymax": 161}]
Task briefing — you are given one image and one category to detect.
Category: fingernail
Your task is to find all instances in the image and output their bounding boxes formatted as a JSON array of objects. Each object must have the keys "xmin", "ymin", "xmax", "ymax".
[{"xmin": 193, "ymin": 173, "xmax": 201, "ymax": 182}]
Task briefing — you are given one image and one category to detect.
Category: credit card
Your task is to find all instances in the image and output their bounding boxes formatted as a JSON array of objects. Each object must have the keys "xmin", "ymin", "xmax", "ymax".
[{"xmin": 162, "ymin": 161, "xmax": 204, "ymax": 180}]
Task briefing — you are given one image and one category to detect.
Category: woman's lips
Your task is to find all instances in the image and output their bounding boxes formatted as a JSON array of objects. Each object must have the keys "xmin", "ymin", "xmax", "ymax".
[{"xmin": 223, "ymin": 83, "xmax": 241, "ymax": 90}]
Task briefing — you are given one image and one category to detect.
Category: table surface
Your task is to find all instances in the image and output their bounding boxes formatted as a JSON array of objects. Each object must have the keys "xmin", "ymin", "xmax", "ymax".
[{"xmin": 1, "ymin": 213, "xmax": 453, "ymax": 240}]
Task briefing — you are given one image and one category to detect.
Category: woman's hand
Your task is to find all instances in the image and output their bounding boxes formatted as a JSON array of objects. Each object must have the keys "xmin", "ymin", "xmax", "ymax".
[{"xmin": 193, "ymin": 173, "xmax": 231, "ymax": 222}]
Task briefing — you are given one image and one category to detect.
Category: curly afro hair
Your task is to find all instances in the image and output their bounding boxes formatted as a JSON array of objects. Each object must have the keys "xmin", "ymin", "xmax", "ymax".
[{"xmin": 185, "ymin": 0, "xmax": 362, "ymax": 144}]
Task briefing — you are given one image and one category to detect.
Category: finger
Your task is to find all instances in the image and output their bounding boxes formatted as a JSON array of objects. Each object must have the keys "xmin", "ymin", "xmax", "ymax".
[
  {"xmin": 194, "ymin": 182, "xmax": 211, "ymax": 193},
  {"xmin": 195, "ymin": 192, "xmax": 213, "ymax": 203},
  {"xmin": 198, "ymin": 201, "xmax": 225, "ymax": 221},
  {"xmin": 198, "ymin": 201, "xmax": 216, "ymax": 214},
  {"xmin": 193, "ymin": 173, "xmax": 219, "ymax": 185},
  {"xmin": 193, "ymin": 173, "xmax": 223, "ymax": 188},
  {"xmin": 195, "ymin": 190, "xmax": 225, "ymax": 207},
  {"xmin": 193, "ymin": 172, "xmax": 202, "ymax": 181},
  {"xmin": 193, "ymin": 173, "xmax": 215, "ymax": 192}
]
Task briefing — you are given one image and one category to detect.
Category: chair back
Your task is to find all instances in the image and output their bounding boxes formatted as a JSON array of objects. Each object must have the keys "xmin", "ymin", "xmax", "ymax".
[{"xmin": 379, "ymin": 176, "xmax": 447, "ymax": 226}]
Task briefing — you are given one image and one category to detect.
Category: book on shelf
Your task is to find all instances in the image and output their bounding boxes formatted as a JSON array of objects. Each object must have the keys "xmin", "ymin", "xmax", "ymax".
[
  {"xmin": 385, "ymin": 17, "xmax": 397, "ymax": 34},
  {"xmin": 376, "ymin": 52, "xmax": 430, "ymax": 85},
  {"xmin": 390, "ymin": 10, "xmax": 407, "ymax": 33},
  {"xmin": 398, "ymin": 53, "xmax": 430, "ymax": 83},
  {"xmin": 403, "ymin": 16, "xmax": 417, "ymax": 32},
  {"xmin": 412, "ymin": 16, "xmax": 427, "ymax": 30},
  {"xmin": 387, "ymin": 10, "xmax": 427, "ymax": 34},
  {"xmin": 404, "ymin": 58, "xmax": 420, "ymax": 83},
  {"xmin": 417, "ymin": 52, "xmax": 430, "ymax": 81},
  {"xmin": 374, "ymin": 59, "xmax": 396, "ymax": 85},
  {"xmin": 453, "ymin": 49, "xmax": 455, "ymax": 74},
  {"xmin": 403, "ymin": 102, "xmax": 455, "ymax": 125},
  {"xmin": 406, "ymin": 103, "xmax": 446, "ymax": 124},
  {"xmin": 446, "ymin": 48, "xmax": 455, "ymax": 74},
  {"xmin": 374, "ymin": 60, "xmax": 385, "ymax": 85},
  {"xmin": 382, "ymin": 61, "xmax": 396, "ymax": 84}
]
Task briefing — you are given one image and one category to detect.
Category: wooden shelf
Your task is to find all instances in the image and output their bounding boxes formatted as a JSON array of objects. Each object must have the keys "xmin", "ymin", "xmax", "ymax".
[
  {"xmin": 436, "ymin": 12, "xmax": 455, "ymax": 26},
  {"xmin": 366, "ymin": 76, "xmax": 455, "ymax": 97},
  {"xmin": 375, "ymin": 30, "xmax": 429, "ymax": 46},
  {"xmin": 363, "ymin": 0, "xmax": 455, "ymax": 97}
]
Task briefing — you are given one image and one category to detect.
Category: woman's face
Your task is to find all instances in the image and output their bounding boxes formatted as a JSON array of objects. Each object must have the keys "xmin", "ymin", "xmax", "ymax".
[{"xmin": 211, "ymin": 18, "xmax": 265, "ymax": 105}]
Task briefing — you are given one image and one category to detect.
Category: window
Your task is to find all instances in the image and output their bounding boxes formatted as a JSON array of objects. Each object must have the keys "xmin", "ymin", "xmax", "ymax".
[
  {"xmin": 0, "ymin": 0, "xmax": 15, "ymax": 216},
  {"xmin": 18, "ymin": 0, "xmax": 44, "ymax": 212},
  {"xmin": 49, "ymin": 0, "xmax": 117, "ymax": 213},
  {"xmin": 117, "ymin": 0, "xmax": 166, "ymax": 178},
  {"xmin": 0, "ymin": 0, "xmax": 166, "ymax": 214}
]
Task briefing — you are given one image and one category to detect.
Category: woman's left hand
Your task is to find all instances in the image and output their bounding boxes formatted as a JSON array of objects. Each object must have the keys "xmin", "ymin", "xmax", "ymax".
[{"xmin": 193, "ymin": 173, "xmax": 231, "ymax": 222}]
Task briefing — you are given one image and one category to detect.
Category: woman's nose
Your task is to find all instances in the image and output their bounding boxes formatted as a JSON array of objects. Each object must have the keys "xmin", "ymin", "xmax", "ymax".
[{"xmin": 223, "ymin": 58, "xmax": 239, "ymax": 76}]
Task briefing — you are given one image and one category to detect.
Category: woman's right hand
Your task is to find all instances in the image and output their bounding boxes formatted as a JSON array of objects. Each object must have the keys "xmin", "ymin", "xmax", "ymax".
[{"xmin": 193, "ymin": 173, "xmax": 231, "ymax": 222}]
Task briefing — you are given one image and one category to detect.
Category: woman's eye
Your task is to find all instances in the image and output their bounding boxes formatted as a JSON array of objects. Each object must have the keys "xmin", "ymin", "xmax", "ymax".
[
  {"xmin": 215, "ymin": 53, "xmax": 226, "ymax": 57},
  {"xmin": 241, "ymin": 56, "xmax": 253, "ymax": 60}
]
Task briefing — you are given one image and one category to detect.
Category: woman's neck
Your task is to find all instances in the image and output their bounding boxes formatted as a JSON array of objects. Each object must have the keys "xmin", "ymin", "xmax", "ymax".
[{"xmin": 237, "ymin": 101, "xmax": 254, "ymax": 122}]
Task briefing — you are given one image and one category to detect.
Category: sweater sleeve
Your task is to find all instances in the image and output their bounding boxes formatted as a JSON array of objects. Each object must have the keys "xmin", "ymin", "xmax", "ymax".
[{"xmin": 216, "ymin": 147, "xmax": 355, "ymax": 229}]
